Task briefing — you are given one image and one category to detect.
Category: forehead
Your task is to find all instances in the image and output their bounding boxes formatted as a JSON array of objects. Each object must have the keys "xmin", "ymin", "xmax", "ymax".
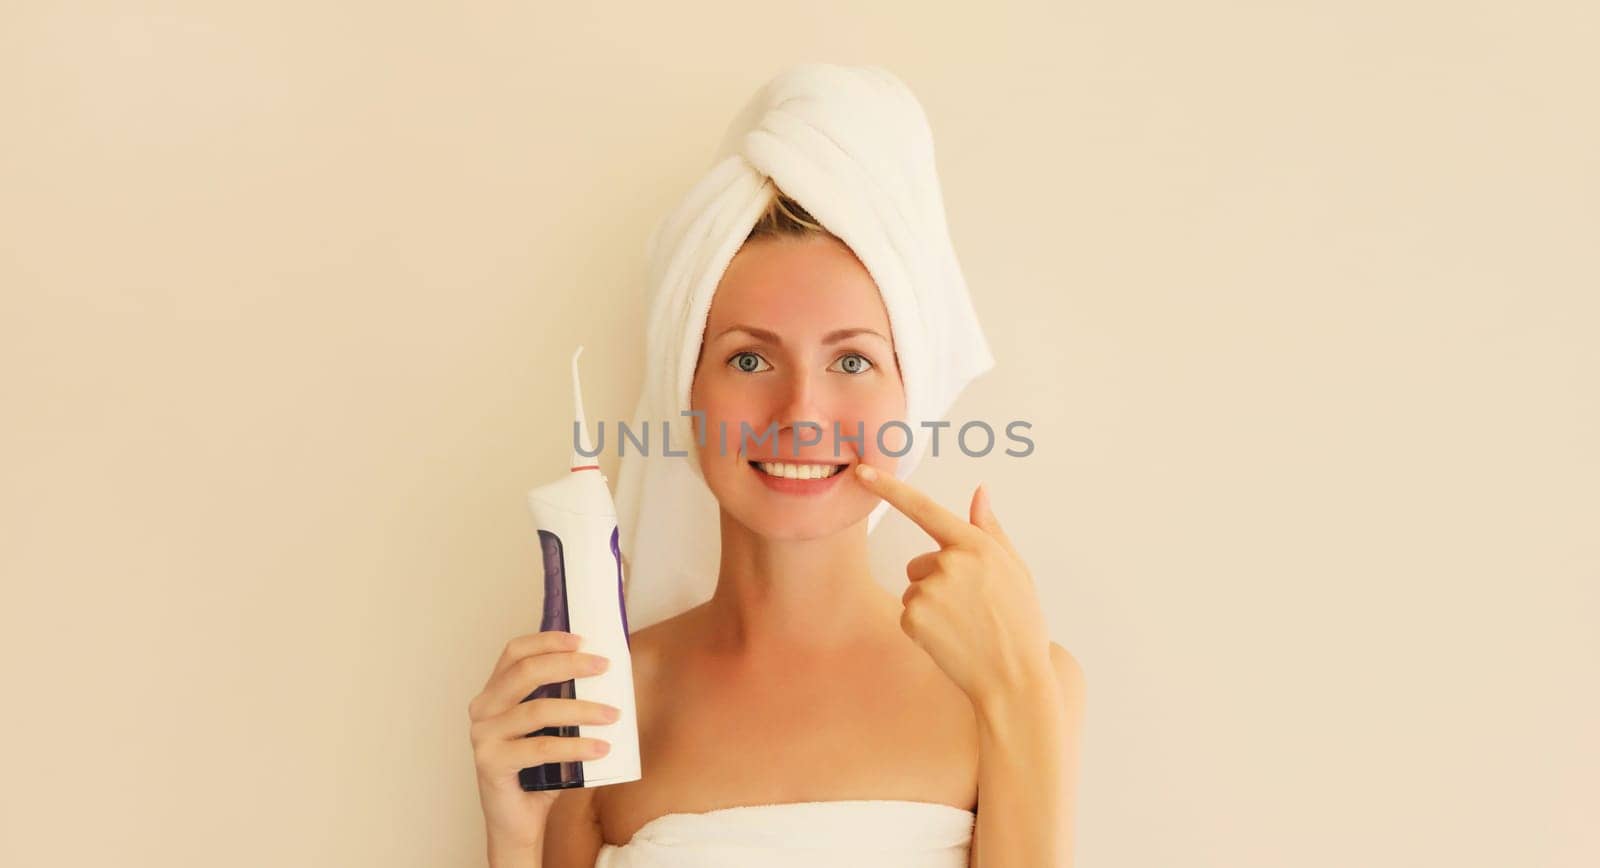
[{"xmin": 706, "ymin": 236, "xmax": 891, "ymax": 335}]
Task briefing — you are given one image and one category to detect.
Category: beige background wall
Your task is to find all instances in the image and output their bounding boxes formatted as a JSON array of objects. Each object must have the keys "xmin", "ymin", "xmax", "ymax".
[{"xmin": 3, "ymin": 3, "xmax": 1595, "ymax": 866}]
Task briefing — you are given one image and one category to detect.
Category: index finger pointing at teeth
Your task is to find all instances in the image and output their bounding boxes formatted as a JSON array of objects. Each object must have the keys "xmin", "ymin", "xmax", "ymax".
[{"xmin": 854, "ymin": 464, "xmax": 982, "ymax": 548}]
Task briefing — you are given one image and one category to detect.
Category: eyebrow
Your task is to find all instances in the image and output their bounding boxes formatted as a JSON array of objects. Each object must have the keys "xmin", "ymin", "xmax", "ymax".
[{"xmin": 711, "ymin": 324, "xmax": 891, "ymax": 347}]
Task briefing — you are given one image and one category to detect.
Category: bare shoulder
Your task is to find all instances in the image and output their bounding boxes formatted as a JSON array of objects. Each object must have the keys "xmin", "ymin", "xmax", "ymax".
[{"xmin": 1048, "ymin": 641, "xmax": 1087, "ymax": 714}]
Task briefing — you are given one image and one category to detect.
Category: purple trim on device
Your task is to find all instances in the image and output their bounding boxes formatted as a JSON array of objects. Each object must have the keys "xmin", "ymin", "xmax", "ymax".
[
  {"xmin": 612, "ymin": 526, "xmax": 630, "ymax": 649},
  {"xmin": 518, "ymin": 529, "xmax": 585, "ymax": 791}
]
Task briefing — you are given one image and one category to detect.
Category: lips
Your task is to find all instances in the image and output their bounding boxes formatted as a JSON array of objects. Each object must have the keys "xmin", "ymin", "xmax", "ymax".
[
  {"xmin": 746, "ymin": 458, "xmax": 852, "ymax": 495},
  {"xmin": 748, "ymin": 460, "xmax": 849, "ymax": 480}
]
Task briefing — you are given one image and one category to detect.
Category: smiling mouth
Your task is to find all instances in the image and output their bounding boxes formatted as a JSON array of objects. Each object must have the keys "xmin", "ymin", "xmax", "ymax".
[{"xmin": 748, "ymin": 460, "xmax": 850, "ymax": 480}]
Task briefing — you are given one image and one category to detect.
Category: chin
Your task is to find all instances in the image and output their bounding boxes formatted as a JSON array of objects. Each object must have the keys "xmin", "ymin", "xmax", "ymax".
[
  {"xmin": 707, "ymin": 474, "xmax": 868, "ymax": 542},
  {"xmin": 733, "ymin": 508, "xmax": 866, "ymax": 543}
]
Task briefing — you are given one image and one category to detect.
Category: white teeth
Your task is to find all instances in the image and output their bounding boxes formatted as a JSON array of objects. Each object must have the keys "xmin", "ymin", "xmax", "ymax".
[{"xmin": 755, "ymin": 461, "xmax": 843, "ymax": 480}]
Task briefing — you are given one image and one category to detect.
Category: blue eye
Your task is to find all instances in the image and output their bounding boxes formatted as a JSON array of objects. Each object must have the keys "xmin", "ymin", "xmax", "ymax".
[
  {"xmin": 728, "ymin": 351, "xmax": 771, "ymax": 373},
  {"xmin": 830, "ymin": 353, "xmax": 874, "ymax": 374},
  {"xmin": 727, "ymin": 351, "xmax": 874, "ymax": 374}
]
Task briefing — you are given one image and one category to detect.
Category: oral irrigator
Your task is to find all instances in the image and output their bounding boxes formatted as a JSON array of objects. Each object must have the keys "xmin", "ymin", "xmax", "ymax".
[{"xmin": 518, "ymin": 346, "xmax": 641, "ymax": 791}]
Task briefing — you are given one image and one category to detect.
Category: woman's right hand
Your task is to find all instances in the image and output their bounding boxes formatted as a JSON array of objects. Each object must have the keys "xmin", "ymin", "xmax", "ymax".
[{"xmin": 468, "ymin": 631, "xmax": 618, "ymax": 859}]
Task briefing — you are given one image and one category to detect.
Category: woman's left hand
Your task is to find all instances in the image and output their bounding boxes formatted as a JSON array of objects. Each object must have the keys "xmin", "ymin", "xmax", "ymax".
[{"xmin": 853, "ymin": 464, "xmax": 1054, "ymax": 710}]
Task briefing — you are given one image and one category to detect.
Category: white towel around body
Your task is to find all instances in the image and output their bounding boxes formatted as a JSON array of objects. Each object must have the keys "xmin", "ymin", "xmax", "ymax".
[{"xmin": 594, "ymin": 798, "xmax": 976, "ymax": 868}]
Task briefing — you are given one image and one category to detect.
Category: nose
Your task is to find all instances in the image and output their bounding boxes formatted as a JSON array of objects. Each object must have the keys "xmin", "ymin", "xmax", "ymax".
[{"xmin": 775, "ymin": 368, "xmax": 827, "ymax": 450}]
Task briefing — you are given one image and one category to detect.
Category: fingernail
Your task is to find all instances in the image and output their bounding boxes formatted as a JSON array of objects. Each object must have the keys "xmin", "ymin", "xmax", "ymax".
[
  {"xmin": 856, "ymin": 465, "xmax": 877, "ymax": 482},
  {"xmin": 602, "ymin": 705, "xmax": 621, "ymax": 722},
  {"xmin": 588, "ymin": 655, "xmax": 610, "ymax": 673},
  {"xmin": 589, "ymin": 739, "xmax": 611, "ymax": 758}
]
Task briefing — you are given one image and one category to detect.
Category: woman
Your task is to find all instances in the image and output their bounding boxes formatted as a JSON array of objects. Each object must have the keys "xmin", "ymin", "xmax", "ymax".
[{"xmin": 468, "ymin": 65, "xmax": 1086, "ymax": 867}]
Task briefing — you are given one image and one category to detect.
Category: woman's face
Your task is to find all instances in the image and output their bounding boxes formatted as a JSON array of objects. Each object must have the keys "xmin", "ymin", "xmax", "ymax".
[{"xmin": 690, "ymin": 234, "xmax": 907, "ymax": 541}]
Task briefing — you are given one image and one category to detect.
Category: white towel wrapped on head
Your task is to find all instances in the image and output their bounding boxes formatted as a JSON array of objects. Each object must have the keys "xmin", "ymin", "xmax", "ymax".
[{"xmin": 613, "ymin": 62, "xmax": 996, "ymax": 632}]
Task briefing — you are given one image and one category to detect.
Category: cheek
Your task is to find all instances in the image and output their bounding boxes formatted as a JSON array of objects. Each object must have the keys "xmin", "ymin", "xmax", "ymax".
[
  {"xmin": 840, "ymin": 392, "xmax": 910, "ymax": 460},
  {"xmin": 691, "ymin": 366, "xmax": 732, "ymax": 421},
  {"xmin": 691, "ymin": 382, "xmax": 769, "ymax": 466},
  {"xmin": 695, "ymin": 388, "xmax": 761, "ymax": 442}
]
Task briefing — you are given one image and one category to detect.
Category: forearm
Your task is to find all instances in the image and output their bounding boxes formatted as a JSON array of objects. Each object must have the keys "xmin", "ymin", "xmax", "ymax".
[
  {"xmin": 487, "ymin": 836, "xmax": 541, "ymax": 868},
  {"xmin": 970, "ymin": 666, "xmax": 1077, "ymax": 868}
]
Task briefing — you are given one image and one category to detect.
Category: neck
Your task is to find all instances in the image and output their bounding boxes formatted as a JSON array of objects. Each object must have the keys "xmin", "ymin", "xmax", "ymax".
[{"xmin": 702, "ymin": 508, "xmax": 900, "ymax": 659}]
